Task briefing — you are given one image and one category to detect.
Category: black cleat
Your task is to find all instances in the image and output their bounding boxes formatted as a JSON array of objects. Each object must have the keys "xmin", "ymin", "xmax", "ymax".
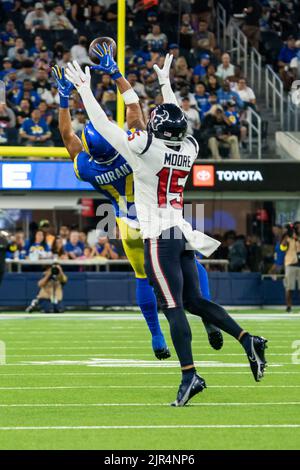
[
  {"xmin": 171, "ymin": 373, "xmax": 206, "ymax": 407},
  {"xmin": 155, "ymin": 347, "xmax": 171, "ymax": 360},
  {"xmin": 208, "ymin": 331, "xmax": 224, "ymax": 350},
  {"xmin": 244, "ymin": 335, "xmax": 268, "ymax": 382}
]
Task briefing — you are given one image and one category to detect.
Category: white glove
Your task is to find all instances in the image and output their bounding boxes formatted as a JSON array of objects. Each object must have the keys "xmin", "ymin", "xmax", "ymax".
[
  {"xmin": 153, "ymin": 53, "xmax": 173, "ymax": 86},
  {"xmin": 65, "ymin": 60, "xmax": 91, "ymax": 93}
]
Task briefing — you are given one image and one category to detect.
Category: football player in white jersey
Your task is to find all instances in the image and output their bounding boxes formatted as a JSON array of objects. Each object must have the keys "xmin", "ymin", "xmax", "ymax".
[{"xmin": 66, "ymin": 55, "xmax": 268, "ymax": 407}]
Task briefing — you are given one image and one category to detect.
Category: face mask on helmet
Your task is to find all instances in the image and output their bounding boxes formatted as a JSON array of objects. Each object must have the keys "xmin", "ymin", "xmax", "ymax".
[
  {"xmin": 147, "ymin": 103, "xmax": 188, "ymax": 142},
  {"xmin": 81, "ymin": 122, "xmax": 119, "ymax": 163}
]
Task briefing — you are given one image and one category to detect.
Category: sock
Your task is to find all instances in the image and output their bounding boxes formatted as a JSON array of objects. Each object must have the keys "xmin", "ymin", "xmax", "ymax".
[
  {"xmin": 195, "ymin": 258, "xmax": 220, "ymax": 335},
  {"xmin": 240, "ymin": 332, "xmax": 251, "ymax": 353},
  {"xmin": 135, "ymin": 278, "xmax": 163, "ymax": 338},
  {"xmin": 164, "ymin": 307, "xmax": 194, "ymax": 368},
  {"xmin": 182, "ymin": 367, "xmax": 196, "ymax": 383}
]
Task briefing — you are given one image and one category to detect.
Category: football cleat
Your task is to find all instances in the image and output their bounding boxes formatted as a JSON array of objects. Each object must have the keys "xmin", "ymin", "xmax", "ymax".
[
  {"xmin": 171, "ymin": 373, "xmax": 206, "ymax": 407},
  {"xmin": 244, "ymin": 335, "xmax": 268, "ymax": 382},
  {"xmin": 208, "ymin": 330, "xmax": 224, "ymax": 350},
  {"xmin": 152, "ymin": 335, "xmax": 171, "ymax": 360}
]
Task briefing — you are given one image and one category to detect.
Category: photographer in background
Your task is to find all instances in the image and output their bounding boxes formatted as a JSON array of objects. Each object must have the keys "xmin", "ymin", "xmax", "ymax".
[
  {"xmin": 37, "ymin": 264, "xmax": 68, "ymax": 313},
  {"xmin": 280, "ymin": 223, "xmax": 300, "ymax": 312}
]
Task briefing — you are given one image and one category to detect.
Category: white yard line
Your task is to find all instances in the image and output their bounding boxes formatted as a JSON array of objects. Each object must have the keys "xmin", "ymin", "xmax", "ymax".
[
  {"xmin": 0, "ymin": 371, "xmax": 299, "ymax": 377},
  {"xmin": 0, "ymin": 385, "xmax": 298, "ymax": 390},
  {"xmin": 0, "ymin": 424, "xmax": 299, "ymax": 431},
  {"xmin": 0, "ymin": 402, "xmax": 299, "ymax": 408}
]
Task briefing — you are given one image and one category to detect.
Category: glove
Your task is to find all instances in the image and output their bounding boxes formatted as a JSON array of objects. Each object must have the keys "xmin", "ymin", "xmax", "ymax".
[
  {"xmin": 51, "ymin": 64, "xmax": 74, "ymax": 108},
  {"xmin": 65, "ymin": 60, "xmax": 91, "ymax": 93},
  {"xmin": 153, "ymin": 53, "xmax": 173, "ymax": 86},
  {"xmin": 90, "ymin": 42, "xmax": 122, "ymax": 80}
]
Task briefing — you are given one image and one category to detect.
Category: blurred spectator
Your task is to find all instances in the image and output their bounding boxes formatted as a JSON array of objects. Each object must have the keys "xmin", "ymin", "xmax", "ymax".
[
  {"xmin": 16, "ymin": 60, "xmax": 37, "ymax": 81},
  {"xmin": 19, "ymin": 109, "xmax": 53, "ymax": 146},
  {"xmin": 26, "ymin": 230, "xmax": 50, "ymax": 259},
  {"xmin": 181, "ymin": 97, "xmax": 201, "ymax": 135},
  {"xmin": 234, "ymin": 78, "xmax": 256, "ymax": 108},
  {"xmin": 49, "ymin": 4, "xmax": 75, "ymax": 31},
  {"xmin": 127, "ymin": 72, "xmax": 147, "ymax": 99},
  {"xmin": 278, "ymin": 35, "xmax": 298, "ymax": 73},
  {"xmin": 15, "ymin": 99, "xmax": 31, "ymax": 128},
  {"xmin": 145, "ymin": 24, "xmax": 168, "ymax": 51},
  {"xmin": 217, "ymin": 80, "xmax": 244, "ymax": 109},
  {"xmin": 57, "ymin": 50, "xmax": 72, "ymax": 68},
  {"xmin": 280, "ymin": 223, "xmax": 300, "ymax": 312},
  {"xmin": 0, "ymin": 58, "xmax": 15, "ymax": 81},
  {"xmin": 64, "ymin": 230, "xmax": 85, "ymax": 259},
  {"xmin": 174, "ymin": 56, "xmax": 193, "ymax": 82},
  {"xmin": 0, "ymin": 103, "xmax": 16, "ymax": 143},
  {"xmin": 39, "ymin": 219, "xmax": 55, "ymax": 249},
  {"xmin": 72, "ymin": 109, "xmax": 86, "ymax": 136},
  {"xmin": 194, "ymin": 82, "xmax": 211, "ymax": 119},
  {"xmin": 92, "ymin": 233, "xmax": 119, "ymax": 260},
  {"xmin": 79, "ymin": 246, "xmax": 94, "ymax": 260},
  {"xmin": 194, "ymin": 19, "xmax": 216, "ymax": 54},
  {"xmin": 242, "ymin": 1, "xmax": 262, "ymax": 50},
  {"xmin": 225, "ymin": 100, "xmax": 247, "ymax": 145},
  {"xmin": 269, "ymin": 225, "xmax": 285, "ymax": 275},
  {"xmin": 216, "ymin": 53, "xmax": 236, "ymax": 81},
  {"xmin": 29, "ymin": 35, "xmax": 45, "ymax": 58},
  {"xmin": 201, "ymin": 105, "xmax": 240, "ymax": 160},
  {"xmin": 193, "ymin": 53, "xmax": 211, "ymax": 80},
  {"xmin": 59, "ymin": 225, "xmax": 70, "ymax": 246},
  {"xmin": 25, "ymin": 2, "xmax": 50, "ymax": 33},
  {"xmin": 71, "ymin": 0, "xmax": 92, "ymax": 24},
  {"xmin": 71, "ymin": 36, "xmax": 92, "ymax": 65},
  {"xmin": 9, "ymin": 79, "xmax": 40, "ymax": 108},
  {"xmin": 0, "ymin": 19, "xmax": 18, "ymax": 49},
  {"xmin": 228, "ymin": 235, "xmax": 247, "ymax": 272},
  {"xmin": 52, "ymin": 236, "xmax": 68, "ymax": 259},
  {"xmin": 7, "ymin": 37, "xmax": 28, "ymax": 63},
  {"xmin": 38, "ymin": 101, "xmax": 54, "ymax": 127}
]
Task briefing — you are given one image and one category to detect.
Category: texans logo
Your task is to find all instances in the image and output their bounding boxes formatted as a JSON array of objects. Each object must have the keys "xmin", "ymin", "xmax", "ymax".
[{"xmin": 151, "ymin": 109, "xmax": 169, "ymax": 131}]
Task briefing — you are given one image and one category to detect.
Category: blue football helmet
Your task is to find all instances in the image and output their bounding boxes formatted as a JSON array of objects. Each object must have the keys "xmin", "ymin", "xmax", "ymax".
[{"xmin": 81, "ymin": 122, "xmax": 119, "ymax": 163}]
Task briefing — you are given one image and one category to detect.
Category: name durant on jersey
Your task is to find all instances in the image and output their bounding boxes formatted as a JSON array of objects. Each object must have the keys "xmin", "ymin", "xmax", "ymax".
[
  {"xmin": 95, "ymin": 163, "xmax": 131, "ymax": 185},
  {"xmin": 164, "ymin": 152, "xmax": 192, "ymax": 168}
]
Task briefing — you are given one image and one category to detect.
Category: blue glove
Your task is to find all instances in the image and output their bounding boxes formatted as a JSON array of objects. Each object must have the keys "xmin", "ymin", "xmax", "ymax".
[
  {"xmin": 90, "ymin": 42, "xmax": 122, "ymax": 80},
  {"xmin": 52, "ymin": 65, "xmax": 74, "ymax": 108}
]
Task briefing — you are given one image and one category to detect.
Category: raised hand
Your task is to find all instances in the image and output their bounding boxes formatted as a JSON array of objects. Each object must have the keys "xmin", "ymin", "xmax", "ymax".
[
  {"xmin": 52, "ymin": 65, "xmax": 74, "ymax": 98},
  {"xmin": 90, "ymin": 42, "xmax": 121, "ymax": 80},
  {"xmin": 65, "ymin": 60, "xmax": 91, "ymax": 92},
  {"xmin": 153, "ymin": 53, "xmax": 173, "ymax": 86}
]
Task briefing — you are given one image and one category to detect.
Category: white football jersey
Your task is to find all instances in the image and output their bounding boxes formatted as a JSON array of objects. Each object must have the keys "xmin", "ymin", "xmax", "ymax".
[{"xmin": 125, "ymin": 130, "xmax": 198, "ymax": 239}]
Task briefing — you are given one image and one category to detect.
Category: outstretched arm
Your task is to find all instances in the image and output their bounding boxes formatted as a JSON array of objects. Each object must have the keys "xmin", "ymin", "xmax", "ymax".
[
  {"xmin": 153, "ymin": 53, "xmax": 178, "ymax": 106},
  {"xmin": 65, "ymin": 61, "xmax": 139, "ymax": 169},
  {"xmin": 90, "ymin": 42, "xmax": 146, "ymax": 130},
  {"xmin": 52, "ymin": 65, "xmax": 82, "ymax": 161}
]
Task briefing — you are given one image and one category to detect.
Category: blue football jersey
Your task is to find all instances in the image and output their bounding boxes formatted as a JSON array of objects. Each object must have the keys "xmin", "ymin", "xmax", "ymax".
[{"xmin": 74, "ymin": 151, "xmax": 137, "ymax": 221}]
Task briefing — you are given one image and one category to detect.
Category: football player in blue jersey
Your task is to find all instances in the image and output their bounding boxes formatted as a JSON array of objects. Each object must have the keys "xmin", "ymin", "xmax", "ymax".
[{"xmin": 52, "ymin": 43, "xmax": 223, "ymax": 353}]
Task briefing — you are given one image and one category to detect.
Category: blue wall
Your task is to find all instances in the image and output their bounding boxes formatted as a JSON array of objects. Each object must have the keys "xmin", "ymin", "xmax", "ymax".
[{"xmin": 0, "ymin": 272, "xmax": 297, "ymax": 307}]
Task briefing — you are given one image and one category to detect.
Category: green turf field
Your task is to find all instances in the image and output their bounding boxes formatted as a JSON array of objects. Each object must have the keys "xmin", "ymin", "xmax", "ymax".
[{"xmin": 0, "ymin": 311, "xmax": 299, "ymax": 450}]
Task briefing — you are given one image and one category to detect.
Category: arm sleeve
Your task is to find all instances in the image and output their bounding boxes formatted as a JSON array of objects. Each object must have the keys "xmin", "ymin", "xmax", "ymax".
[
  {"xmin": 161, "ymin": 80, "xmax": 178, "ymax": 106},
  {"xmin": 79, "ymin": 86, "xmax": 139, "ymax": 169}
]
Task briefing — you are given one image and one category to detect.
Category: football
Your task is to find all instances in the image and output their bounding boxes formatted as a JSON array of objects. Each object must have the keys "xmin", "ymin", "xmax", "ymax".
[{"xmin": 88, "ymin": 36, "xmax": 117, "ymax": 64}]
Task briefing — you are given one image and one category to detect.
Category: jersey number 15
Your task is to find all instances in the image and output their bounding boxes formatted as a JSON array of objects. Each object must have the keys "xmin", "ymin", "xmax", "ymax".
[{"xmin": 156, "ymin": 167, "xmax": 189, "ymax": 209}]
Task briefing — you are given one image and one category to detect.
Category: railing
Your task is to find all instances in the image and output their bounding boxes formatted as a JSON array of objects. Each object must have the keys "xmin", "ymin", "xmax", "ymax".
[
  {"xmin": 5, "ymin": 258, "xmax": 229, "ymax": 272},
  {"xmin": 250, "ymin": 47, "xmax": 262, "ymax": 96},
  {"xmin": 286, "ymin": 92, "xmax": 300, "ymax": 131},
  {"xmin": 216, "ymin": 2, "xmax": 227, "ymax": 49},
  {"xmin": 247, "ymin": 106, "xmax": 262, "ymax": 159},
  {"xmin": 228, "ymin": 21, "xmax": 248, "ymax": 77},
  {"xmin": 265, "ymin": 65, "xmax": 284, "ymax": 128}
]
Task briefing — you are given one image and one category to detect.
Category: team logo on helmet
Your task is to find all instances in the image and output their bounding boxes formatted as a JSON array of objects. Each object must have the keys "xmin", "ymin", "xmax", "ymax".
[{"xmin": 151, "ymin": 108, "xmax": 170, "ymax": 131}]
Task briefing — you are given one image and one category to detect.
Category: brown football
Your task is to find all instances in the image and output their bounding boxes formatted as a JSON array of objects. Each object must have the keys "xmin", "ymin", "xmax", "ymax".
[{"xmin": 88, "ymin": 37, "xmax": 117, "ymax": 64}]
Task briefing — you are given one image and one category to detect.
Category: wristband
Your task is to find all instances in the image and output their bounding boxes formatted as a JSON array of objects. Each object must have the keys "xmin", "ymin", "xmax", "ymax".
[
  {"xmin": 122, "ymin": 88, "xmax": 139, "ymax": 105},
  {"xmin": 111, "ymin": 70, "xmax": 123, "ymax": 80},
  {"xmin": 59, "ymin": 95, "xmax": 69, "ymax": 108}
]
